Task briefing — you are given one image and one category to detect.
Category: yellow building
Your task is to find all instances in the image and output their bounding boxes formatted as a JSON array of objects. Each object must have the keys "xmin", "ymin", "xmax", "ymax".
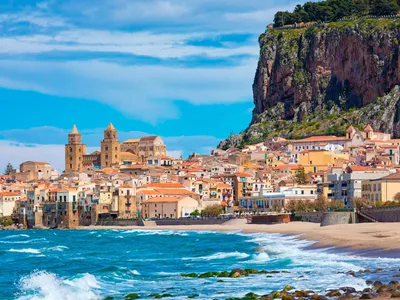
[
  {"xmin": 65, "ymin": 125, "xmax": 86, "ymax": 173},
  {"xmin": 361, "ymin": 172, "xmax": 400, "ymax": 203},
  {"xmin": 101, "ymin": 123, "xmax": 121, "ymax": 168},
  {"xmin": 298, "ymin": 150, "xmax": 349, "ymax": 173}
]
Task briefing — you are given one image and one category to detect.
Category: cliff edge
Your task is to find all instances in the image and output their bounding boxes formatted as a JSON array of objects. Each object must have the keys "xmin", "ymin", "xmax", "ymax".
[{"xmin": 219, "ymin": 18, "xmax": 400, "ymax": 149}]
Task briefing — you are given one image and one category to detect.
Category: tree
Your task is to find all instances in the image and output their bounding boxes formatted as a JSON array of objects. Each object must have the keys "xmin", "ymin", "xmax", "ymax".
[
  {"xmin": 371, "ymin": 0, "xmax": 400, "ymax": 15},
  {"xmin": 351, "ymin": 196, "xmax": 369, "ymax": 209},
  {"xmin": 314, "ymin": 194, "xmax": 328, "ymax": 211},
  {"xmin": 201, "ymin": 204, "xmax": 223, "ymax": 217},
  {"xmin": 394, "ymin": 192, "xmax": 400, "ymax": 203},
  {"xmin": 271, "ymin": 204, "xmax": 283, "ymax": 212},
  {"xmin": 4, "ymin": 163, "xmax": 14, "ymax": 175},
  {"xmin": 190, "ymin": 209, "xmax": 200, "ymax": 217},
  {"xmin": 329, "ymin": 200, "xmax": 345, "ymax": 210},
  {"xmin": 294, "ymin": 168, "xmax": 307, "ymax": 184},
  {"xmin": 285, "ymin": 200, "xmax": 297, "ymax": 212}
]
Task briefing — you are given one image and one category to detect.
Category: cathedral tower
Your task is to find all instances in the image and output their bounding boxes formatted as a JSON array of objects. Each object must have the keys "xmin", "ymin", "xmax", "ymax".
[
  {"xmin": 101, "ymin": 123, "xmax": 121, "ymax": 168},
  {"xmin": 65, "ymin": 125, "xmax": 86, "ymax": 173}
]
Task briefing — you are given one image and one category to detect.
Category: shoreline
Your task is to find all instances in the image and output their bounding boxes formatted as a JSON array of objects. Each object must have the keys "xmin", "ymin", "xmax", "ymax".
[{"xmin": 78, "ymin": 220, "xmax": 400, "ymax": 254}]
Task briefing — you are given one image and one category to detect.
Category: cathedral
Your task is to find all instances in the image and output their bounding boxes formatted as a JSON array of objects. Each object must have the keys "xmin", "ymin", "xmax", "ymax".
[{"xmin": 65, "ymin": 123, "xmax": 167, "ymax": 172}]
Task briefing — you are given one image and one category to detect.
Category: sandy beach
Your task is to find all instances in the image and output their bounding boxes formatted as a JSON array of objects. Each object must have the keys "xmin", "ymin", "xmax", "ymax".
[{"xmin": 79, "ymin": 220, "xmax": 400, "ymax": 252}]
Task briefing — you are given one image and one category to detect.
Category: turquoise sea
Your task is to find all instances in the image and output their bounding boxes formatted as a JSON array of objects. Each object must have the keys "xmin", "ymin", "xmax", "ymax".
[{"xmin": 0, "ymin": 229, "xmax": 399, "ymax": 299}]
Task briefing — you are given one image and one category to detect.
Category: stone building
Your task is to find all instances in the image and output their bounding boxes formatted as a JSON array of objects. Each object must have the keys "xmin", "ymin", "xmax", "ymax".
[
  {"xmin": 65, "ymin": 125, "xmax": 86, "ymax": 173},
  {"xmin": 65, "ymin": 123, "xmax": 167, "ymax": 169},
  {"xmin": 122, "ymin": 136, "xmax": 167, "ymax": 162},
  {"xmin": 11, "ymin": 161, "xmax": 53, "ymax": 181},
  {"xmin": 101, "ymin": 123, "xmax": 121, "ymax": 168}
]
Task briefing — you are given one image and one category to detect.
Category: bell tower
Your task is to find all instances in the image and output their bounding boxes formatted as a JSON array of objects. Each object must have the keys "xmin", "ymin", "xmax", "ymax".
[
  {"xmin": 101, "ymin": 123, "xmax": 121, "ymax": 168},
  {"xmin": 65, "ymin": 125, "xmax": 86, "ymax": 173}
]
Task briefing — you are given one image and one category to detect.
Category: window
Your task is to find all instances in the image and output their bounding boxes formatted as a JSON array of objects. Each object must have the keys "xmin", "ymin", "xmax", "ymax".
[{"xmin": 64, "ymin": 196, "xmax": 67, "ymax": 202}]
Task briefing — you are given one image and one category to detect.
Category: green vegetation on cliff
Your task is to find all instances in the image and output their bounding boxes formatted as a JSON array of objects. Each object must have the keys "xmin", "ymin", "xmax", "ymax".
[{"xmin": 273, "ymin": 0, "xmax": 400, "ymax": 27}]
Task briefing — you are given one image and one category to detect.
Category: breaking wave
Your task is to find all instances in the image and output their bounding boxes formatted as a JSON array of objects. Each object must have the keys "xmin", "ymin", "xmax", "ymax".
[
  {"xmin": 8, "ymin": 248, "xmax": 41, "ymax": 254},
  {"xmin": 182, "ymin": 251, "xmax": 250, "ymax": 261},
  {"xmin": 18, "ymin": 271, "xmax": 100, "ymax": 300}
]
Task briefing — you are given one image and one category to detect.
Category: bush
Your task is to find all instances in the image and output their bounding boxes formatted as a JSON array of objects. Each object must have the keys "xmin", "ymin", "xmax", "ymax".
[
  {"xmin": 273, "ymin": 0, "xmax": 400, "ymax": 27},
  {"xmin": 201, "ymin": 204, "xmax": 223, "ymax": 217}
]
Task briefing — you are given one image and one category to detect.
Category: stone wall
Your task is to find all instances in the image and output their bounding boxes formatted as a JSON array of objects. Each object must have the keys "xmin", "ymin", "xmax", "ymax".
[
  {"xmin": 295, "ymin": 212, "xmax": 325, "ymax": 223},
  {"xmin": 154, "ymin": 219, "xmax": 229, "ymax": 226},
  {"xmin": 96, "ymin": 219, "xmax": 138, "ymax": 226},
  {"xmin": 361, "ymin": 207, "xmax": 400, "ymax": 222},
  {"xmin": 320, "ymin": 212, "xmax": 353, "ymax": 227}
]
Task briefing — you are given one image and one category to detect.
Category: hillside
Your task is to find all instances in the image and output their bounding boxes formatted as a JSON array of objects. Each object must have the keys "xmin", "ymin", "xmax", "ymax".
[{"xmin": 219, "ymin": 17, "xmax": 400, "ymax": 149}]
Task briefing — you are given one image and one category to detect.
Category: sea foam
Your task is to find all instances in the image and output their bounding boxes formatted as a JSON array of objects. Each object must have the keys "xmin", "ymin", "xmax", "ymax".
[
  {"xmin": 182, "ymin": 251, "xmax": 250, "ymax": 261},
  {"xmin": 18, "ymin": 271, "xmax": 100, "ymax": 300},
  {"xmin": 8, "ymin": 248, "xmax": 41, "ymax": 254}
]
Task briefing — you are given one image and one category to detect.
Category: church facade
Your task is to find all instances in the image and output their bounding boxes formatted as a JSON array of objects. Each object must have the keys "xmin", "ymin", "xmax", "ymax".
[{"xmin": 65, "ymin": 123, "xmax": 167, "ymax": 172}]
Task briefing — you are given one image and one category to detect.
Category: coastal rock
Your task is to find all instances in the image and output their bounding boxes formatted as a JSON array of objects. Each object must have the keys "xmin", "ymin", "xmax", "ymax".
[
  {"xmin": 377, "ymin": 285, "xmax": 393, "ymax": 293},
  {"xmin": 294, "ymin": 290, "xmax": 309, "ymax": 297},
  {"xmin": 360, "ymin": 293, "xmax": 373, "ymax": 299},
  {"xmin": 391, "ymin": 290, "xmax": 400, "ymax": 298},
  {"xmin": 373, "ymin": 281, "xmax": 384, "ymax": 289},
  {"xmin": 340, "ymin": 287, "xmax": 357, "ymax": 294},
  {"xmin": 326, "ymin": 290, "xmax": 341, "ymax": 297},
  {"xmin": 390, "ymin": 281, "xmax": 400, "ymax": 289}
]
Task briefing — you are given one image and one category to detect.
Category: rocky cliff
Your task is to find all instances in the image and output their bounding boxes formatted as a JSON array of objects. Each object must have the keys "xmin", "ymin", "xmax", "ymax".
[{"xmin": 219, "ymin": 18, "xmax": 400, "ymax": 149}]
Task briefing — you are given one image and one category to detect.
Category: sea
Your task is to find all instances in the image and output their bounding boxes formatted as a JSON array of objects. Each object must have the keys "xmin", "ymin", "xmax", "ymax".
[{"xmin": 0, "ymin": 229, "xmax": 399, "ymax": 300}]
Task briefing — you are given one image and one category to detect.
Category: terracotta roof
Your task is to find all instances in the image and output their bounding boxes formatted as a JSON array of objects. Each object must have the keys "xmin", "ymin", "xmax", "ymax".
[
  {"xmin": 142, "ymin": 183, "xmax": 185, "ymax": 189},
  {"xmin": 365, "ymin": 124, "xmax": 374, "ymax": 132},
  {"xmin": 143, "ymin": 196, "xmax": 189, "ymax": 203},
  {"xmin": 381, "ymin": 172, "xmax": 400, "ymax": 181},
  {"xmin": 0, "ymin": 192, "xmax": 20, "ymax": 196},
  {"xmin": 347, "ymin": 125, "xmax": 356, "ymax": 133},
  {"xmin": 119, "ymin": 184, "xmax": 134, "ymax": 188},
  {"xmin": 294, "ymin": 136, "xmax": 347, "ymax": 142},
  {"xmin": 234, "ymin": 172, "xmax": 253, "ymax": 177},
  {"xmin": 154, "ymin": 188, "xmax": 193, "ymax": 195}
]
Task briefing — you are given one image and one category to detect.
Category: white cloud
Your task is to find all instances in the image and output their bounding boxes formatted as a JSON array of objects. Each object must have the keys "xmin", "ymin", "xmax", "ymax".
[
  {"xmin": 0, "ymin": 140, "xmax": 65, "ymax": 171},
  {"xmin": 0, "ymin": 30, "xmax": 258, "ymax": 59},
  {"xmin": 0, "ymin": 58, "xmax": 256, "ymax": 123}
]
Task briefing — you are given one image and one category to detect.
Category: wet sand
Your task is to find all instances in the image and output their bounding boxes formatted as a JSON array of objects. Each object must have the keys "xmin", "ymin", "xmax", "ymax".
[{"xmin": 79, "ymin": 220, "xmax": 400, "ymax": 252}]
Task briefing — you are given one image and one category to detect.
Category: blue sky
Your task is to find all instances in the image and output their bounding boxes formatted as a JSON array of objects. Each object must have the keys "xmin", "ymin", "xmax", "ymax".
[{"xmin": 0, "ymin": 0, "xmax": 307, "ymax": 171}]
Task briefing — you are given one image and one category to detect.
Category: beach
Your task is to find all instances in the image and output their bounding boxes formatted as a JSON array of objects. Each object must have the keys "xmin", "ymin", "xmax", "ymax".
[{"xmin": 79, "ymin": 220, "xmax": 400, "ymax": 252}]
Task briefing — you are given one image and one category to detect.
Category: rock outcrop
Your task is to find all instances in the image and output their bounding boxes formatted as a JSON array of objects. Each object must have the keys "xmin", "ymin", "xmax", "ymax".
[{"xmin": 219, "ymin": 18, "xmax": 400, "ymax": 149}]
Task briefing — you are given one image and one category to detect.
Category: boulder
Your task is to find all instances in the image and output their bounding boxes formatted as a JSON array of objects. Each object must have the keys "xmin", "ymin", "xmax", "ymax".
[
  {"xmin": 373, "ymin": 281, "xmax": 384, "ymax": 289},
  {"xmin": 360, "ymin": 293, "xmax": 373, "ymax": 299},
  {"xmin": 293, "ymin": 290, "xmax": 309, "ymax": 297},
  {"xmin": 391, "ymin": 290, "xmax": 400, "ymax": 298},
  {"xmin": 340, "ymin": 287, "xmax": 356, "ymax": 294},
  {"xmin": 377, "ymin": 285, "xmax": 392, "ymax": 293},
  {"xmin": 326, "ymin": 290, "xmax": 341, "ymax": 297},
  {"xmin": 390, "ymin": 281, "xmax": 400, "ymax": 289}
]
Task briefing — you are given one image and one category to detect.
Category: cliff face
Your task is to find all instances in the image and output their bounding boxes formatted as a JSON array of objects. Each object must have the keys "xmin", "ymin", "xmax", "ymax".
[{"xmin": 219, "ymin": 18, "xmax": 400, "ymax": 149}]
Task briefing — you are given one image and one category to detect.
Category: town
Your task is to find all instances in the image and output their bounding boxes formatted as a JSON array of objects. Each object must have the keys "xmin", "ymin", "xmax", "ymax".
[{"xmin": 1, "ymin": 123, "xmax": 400, "ymax": 229}]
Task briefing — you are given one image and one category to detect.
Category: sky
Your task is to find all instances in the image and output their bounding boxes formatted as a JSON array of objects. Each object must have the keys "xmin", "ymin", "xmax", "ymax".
[{"xmin": 0, "ymin": 0, "xmax": 308, "ymax": 171}]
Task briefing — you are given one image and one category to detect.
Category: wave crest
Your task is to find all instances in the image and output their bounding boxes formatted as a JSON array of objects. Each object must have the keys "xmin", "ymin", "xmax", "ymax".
[
  {"xmin": 182, "ymin": 251, "xmax": 250, "ymax": 261},
  {"xmin": 18, "ymin": 271, "xmax": 100, "ymax": 300}
]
